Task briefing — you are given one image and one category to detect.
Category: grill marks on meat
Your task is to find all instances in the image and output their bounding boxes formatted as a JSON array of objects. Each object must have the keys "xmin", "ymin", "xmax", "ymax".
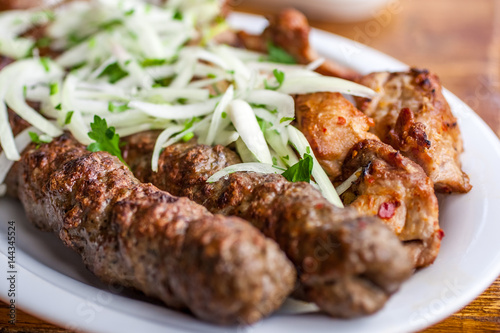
[
  {"xmin": 122, "ymin": 135, "xmax": 413, "ymax": 318},
  {"xmin": 295, "ymin": 92, "xmax": 379, "ymax": 180},
  {"xmin": 5, "ymin": 134, "xmax": 296, "ymax": 325},
  {"xmin": 342, "ymin": 140, "xmax": 441, "ymax": 267},
  {"xmin": 294, "ymin": 92, "xmax": 441, "ymax": 267},
  {"xmin": 356, "ymin": 68, "xmax": 472, "ymax": 193},
  {"xmin": 236, "ymin": 8, "xmax": 359, "ymax": 81}
]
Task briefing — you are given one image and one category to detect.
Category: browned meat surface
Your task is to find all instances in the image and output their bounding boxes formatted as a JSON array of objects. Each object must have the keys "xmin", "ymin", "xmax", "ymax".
[
  {"xmin": 122, "ymin": 135, "xmax": 413, "ymax": 318},
  {"xmin": 0, "ymin": 0, "xmax": 47, "ymax": 10},
  {"xmin": 295, "ymin": 92, "xmax": 379, "ymax": 180},
  {"xmin": 356, "ymin": 68, "xmax": 472, "ymax": 193},
  {"xmin": 341, "ymin": 140, "xmax": 442, "ymax": 267},
  {"xmin": 237, "ymin": 8, "xmax": 359, "ymax": 81},
  {"xmin": 294, "ymin": 92, "xmax": 441, "ymax": 267},
  {"xmin": 3, "ymin": 131, "xmax": 296, "ymax": 325}
]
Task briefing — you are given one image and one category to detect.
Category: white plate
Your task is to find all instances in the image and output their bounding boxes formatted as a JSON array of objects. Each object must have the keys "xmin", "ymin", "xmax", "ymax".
[
  {"xmin": 1, "ymin": 12, "xmax": 500, "ymax": 333},
  {"xmin": 245, "ymin": 0, "xmax": 393, "ymax": 22}
]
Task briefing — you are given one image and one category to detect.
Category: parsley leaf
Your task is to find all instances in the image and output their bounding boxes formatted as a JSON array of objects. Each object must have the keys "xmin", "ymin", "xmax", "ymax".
[
  {"xmin": 29, "ymin": 132, "xmax": 52, "ymax": 148},
  {"xmin": 98, "ymin": 62, "xmax": 129, "ymax": 83},
  {"xmin": 87, "ymin": 115, "xmax": 127, "ymax": 166},
  {"xmin": 49, "ymin": 82, "xmax": 58, "ymax": 95},
  {"xmin": 141, "ymin": 58, "xmax": 167, "ymax": 67},
  {"xmin": 267, "ymin": 41, "xmax": 296, "ymax": 64},
  {"xmin": 265, "ymin": 69, "xmax": 285, "ymax": 90},
  {"xmin": 64, "ymin": 111, "xmax": 74, "ymax": 125},
  {"xmin": 282, "ymin": 153, "xmax": 313, "ymax": 183},
  {"xmin": 108, "ymin": 102, "xmax": 130, "ymax": 113},
  {"xmin": 99, "ymin": 19, "xmax": 123, "ymax": 31},
  {"xmin": 280, "ymin": 117, "xmax": 295, "ymax": 124},
  {"xmin": 40, "ymin": 57, "xmax": 50, "ymax": 72}
]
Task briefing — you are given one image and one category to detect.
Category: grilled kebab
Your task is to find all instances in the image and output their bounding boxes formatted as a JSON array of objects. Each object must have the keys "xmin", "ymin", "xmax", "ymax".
[
  {"xmin": 122, "ymin": 133, "xmax": 414, "ymax": 318},
  {"xmin": 3, "ymin": 113, "xmax": 296, "ymax": 325},
  {"xmin": 356, "ymin": 68, "xmax": 472, "ymax": 193},
  {"xmin": 295, "ymin": 92, "xmax": 441, "ymax": 268}
]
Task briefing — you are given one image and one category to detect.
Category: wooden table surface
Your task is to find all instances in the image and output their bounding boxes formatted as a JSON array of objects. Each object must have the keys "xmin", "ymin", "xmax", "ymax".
[{"xmin": 2, "ymin": 0, "xmax": 500, "ymax": 332}]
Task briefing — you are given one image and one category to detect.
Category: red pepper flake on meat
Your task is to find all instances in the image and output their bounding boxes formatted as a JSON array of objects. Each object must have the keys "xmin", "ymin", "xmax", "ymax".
[
  {"xmin": 337, "ymin": 116, "xmax": 346, "ymax": 125},
  {"xmin": 378, "ymin": 201, "xmax": 396, "ymax": 219},
  {"xmin": 437, "ymin": 229, "xmax": 445, "ymax": 240}
]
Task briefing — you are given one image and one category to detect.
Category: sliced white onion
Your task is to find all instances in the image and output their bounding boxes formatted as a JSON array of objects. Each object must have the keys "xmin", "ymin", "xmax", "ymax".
[
  {"xmin": 207, "ymin": 163, "xmax": 283, "ymax": 183},
  {"xmin": 137, "ymin": 88, "xmax": 210, "ymax": 103},
  {"xmin": 61, "ymin": 74, "xmax": 92, "ymax": 144},
  {"xmin": 129, "ymin": 97, "xmax": 220, "ymax": 120},
  {"xmin": 228, "ymin": 99, "xmax": 272, "ymax": 164},
  {"xmin": 336, "ymin": 167, "xmax": 363, "ymax": 195},
  {"xmin": 204, "ymin": 84, "xmax": 234, "ymax": 146},
  {"xmin": 151, "ymin": 124, "xmax": 184, "ymax": 172},
  {"xmin": 287, "ymin": 126, "xmax": 343, "ymax": 208},
  {"xmin": 245, "ymin": 90, "xmax": 295, "ymax": 120},
  {"xmin": 278, "ymin": 76, "xmax": 377, "ymax": 98},
  {"xmin": 0, "ymin": 102, "xmax": 20, "ymax": 161},
  {"xmin": 2, "ymin": 60, "xmax": 64, "ymax": 138},
  {"xmin": 265, "ymin": 129, "xmax": 299, "ymax": 168},
  {"xmin": 214, "ymin": 130, "xmax": 239, "ymax": 146},
  {"xmin": 0, "ymin": 127, "xmax": 41, "ymax": 190},
  {"xmin": 235, "ymin": 138, "xmax": 258, "ymax": 163},
  {"xmin": 0, "ymin": 37, "xmax": 34, "ymax": 59},
  {"xmin": 306, "ymin": 58, "xmax": 326, "ymax": 71}
]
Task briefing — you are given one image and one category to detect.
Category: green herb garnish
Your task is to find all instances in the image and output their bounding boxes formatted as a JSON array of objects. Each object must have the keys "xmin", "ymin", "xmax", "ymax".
[
  {"xmin": 29, "ymin": 132, "xmax": 51, "ymax": 148},
  {"xmin": 98, "ymin": 62, "xmax": 129, "ymax": 84},
  {"xmin": 282, "ymin": 153, "xmax": 313, "ymax": 183},
  {"xmin": 280, "ymin": 117, "xmax": 295, "ymax": 124},
  {"xmin": 64, "ymin": 111, "xmax": 74, "ymax": 125},
  {"xmin": 141, "ymin": 58, "xmax": 167, "ymax": 67},
  {"xmin": 267, "ymin": 41, "xmax": 296, "ymax": 64},
  {"xmin": 87, "ymin": 115, "xmax": 127, "ymax": 165},
  {"xmin": 265, "ymin": 69, "xmax": 285, "ymax": 90},
  {"xmin": 49, "ymin": 83, "xmax": 58, "ymax": 96},
  {"xmin": 108, "ymin": 102, "xmax": 130, "ymax": 113}
]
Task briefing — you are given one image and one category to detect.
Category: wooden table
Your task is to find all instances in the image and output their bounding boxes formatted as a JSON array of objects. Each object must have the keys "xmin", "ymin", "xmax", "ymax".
[{"xmin": 2, "ymin": 0, "xmax": 500, "ymax": 331}]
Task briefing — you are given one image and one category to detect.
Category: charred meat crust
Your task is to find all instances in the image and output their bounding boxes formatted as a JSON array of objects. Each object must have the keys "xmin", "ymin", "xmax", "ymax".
[
  {"xmin": 5, "ymin": 133, "xmax": 296, "ymax": 325},
  {"xmin": 356, "ymin": 68, "xmax": 472, "ymax": 193},
  {"xmin": 122, "ymin": 136, "xmax": 414, "ymax": 318},
  {"xmin": 341, "ymin": 139, "xmax": 442, "ymax": 268}
]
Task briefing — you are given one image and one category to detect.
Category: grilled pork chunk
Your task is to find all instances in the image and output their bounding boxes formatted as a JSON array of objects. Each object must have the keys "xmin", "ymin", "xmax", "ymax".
[
  {"xmin": 356, "ymin": 68, "xmax": 472, "ymax": 193},
  {"xmin": 295, "ymin": 92, "xmax": 441, "ymax": 267}
]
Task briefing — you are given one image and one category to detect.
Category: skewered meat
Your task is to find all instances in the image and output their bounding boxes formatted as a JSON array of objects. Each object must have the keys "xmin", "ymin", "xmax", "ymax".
[
  {"xmin": 295, "ymin": 92, "xmax": 379, "ymax": 180},
  {"xmin": 122, "ymin": 134, "xmax": 413, "ymax": 318},
  {"xmin": 356, "ymin": 68, "xmax": 472, "ymax": 193},
  {"xmin": 341, "ymin": 140, "xmax": 442, "ymax": 267},
  {"xmin": 237, "ymin": 8, "xmax": 359, "ymax": 81},
  {"xmin": 294, "ymin": 92, "xmax": 441, "ymax": 267},
  {"xmin": 3, "ymin": 130, "xmax": 296, "ymax": 325}
]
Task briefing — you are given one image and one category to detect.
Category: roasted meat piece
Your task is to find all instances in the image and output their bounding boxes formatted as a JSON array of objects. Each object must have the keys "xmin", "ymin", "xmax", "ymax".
[
  {"xmin": 295, "ymin": 92, "xmax": 379, "ymax": 180},
  {"xmin": 295, "ymin": 92, "xmax": 441, "ymax": 267},
  {"xmin": 341, "ymin": 140, "xmax": 442, "ymax": 267},
  {"xmin": 356, "ymin": 68, "xmax": 472, "ymax": 193},
  {"xmin": 122, "ymin": 135, "xmax": 413, "ymax": 318},
  {"xmin": 4, "ymin": 132, "xmax": 296, "ymax": 325},
  {"xmin": 237, "ymin": 8, "xmax": 359, "ymax": 80}
]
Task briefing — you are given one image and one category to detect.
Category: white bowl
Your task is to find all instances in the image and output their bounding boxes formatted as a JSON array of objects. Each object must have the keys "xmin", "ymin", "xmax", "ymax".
[{"xmin": 245, "ymin": 0, "xmax": 395, "ymax": 22}]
